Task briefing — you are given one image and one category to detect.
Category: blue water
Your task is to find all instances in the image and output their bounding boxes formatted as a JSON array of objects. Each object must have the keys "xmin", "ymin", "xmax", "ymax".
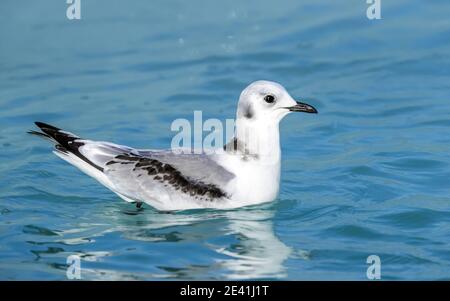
[{"xmin": 1, "ymin": 0, "xmax": 450, "ymax": 280}]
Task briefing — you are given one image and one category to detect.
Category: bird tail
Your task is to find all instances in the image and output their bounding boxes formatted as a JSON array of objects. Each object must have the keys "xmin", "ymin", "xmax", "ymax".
[
  {"xmin": 28, "ymin": 122, "xmax": 103, "ymax": 172},
  {"xmin": 28, "ymin": 121, "xmax": 138, "ymax": 204}
]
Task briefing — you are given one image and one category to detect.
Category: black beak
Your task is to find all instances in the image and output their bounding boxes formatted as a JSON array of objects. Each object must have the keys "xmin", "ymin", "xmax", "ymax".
[{"xmin": 287, "ymin": 101, "xmax": 318, "ymax": 114}]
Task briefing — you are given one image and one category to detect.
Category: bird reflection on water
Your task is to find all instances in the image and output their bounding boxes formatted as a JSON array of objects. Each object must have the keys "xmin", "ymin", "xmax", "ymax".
[{"xmin": 65, "ymin": 203, "xmax": 295, "ymax": 280}]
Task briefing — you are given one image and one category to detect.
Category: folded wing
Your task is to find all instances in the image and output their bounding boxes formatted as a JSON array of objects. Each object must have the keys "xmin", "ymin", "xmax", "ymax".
[{"xmin": 102, "ymin": 150, "xmax": 235, "ymax": 209}]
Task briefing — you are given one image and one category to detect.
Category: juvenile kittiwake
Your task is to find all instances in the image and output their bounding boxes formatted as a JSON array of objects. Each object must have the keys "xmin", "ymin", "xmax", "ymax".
[{"xmin": 29, "ymin": 80, "xmax": 317, "ymax": 211}]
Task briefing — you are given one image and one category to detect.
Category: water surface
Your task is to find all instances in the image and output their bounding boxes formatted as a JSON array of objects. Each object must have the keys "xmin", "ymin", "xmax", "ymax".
[{"xmin": 1, "ymin": 0, "xmax": 450, "ymax": 280}]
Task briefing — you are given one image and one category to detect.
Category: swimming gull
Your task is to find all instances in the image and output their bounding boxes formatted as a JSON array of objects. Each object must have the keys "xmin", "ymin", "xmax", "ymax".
[{"xmin": 29, "ymin": 80, "xmax": 317, "ymax": 211}]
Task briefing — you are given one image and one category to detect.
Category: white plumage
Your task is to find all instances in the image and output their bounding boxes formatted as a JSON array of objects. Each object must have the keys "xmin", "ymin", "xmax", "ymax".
[{"xmin": 30, "ymin": 80, "xmax": 317, "ymax": 211}]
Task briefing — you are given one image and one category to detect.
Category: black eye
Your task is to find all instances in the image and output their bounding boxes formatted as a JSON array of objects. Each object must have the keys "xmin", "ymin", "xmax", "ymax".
[{"xmin": 264, "ymin": 94, "xmax": 275, "ymax": 103}]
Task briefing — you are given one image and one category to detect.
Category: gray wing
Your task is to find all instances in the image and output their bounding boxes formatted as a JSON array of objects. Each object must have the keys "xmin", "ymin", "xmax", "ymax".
[
  {"xmin": 101, "ymin": 147, "xmax": 235, "ymax": 206},
  {"xmin": 136, "ymin": 150, "xmax": 234, "ymax": 186},
  {"xmin": 29, "ymin": 122, "xmax": 234, "ymax": 208}
]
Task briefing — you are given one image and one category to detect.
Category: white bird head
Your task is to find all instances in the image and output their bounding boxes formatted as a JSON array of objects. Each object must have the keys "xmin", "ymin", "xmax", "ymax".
[
  {"xmin": 229, "ymin": 80, "xmax": 317, "ymax": 162},
  {"xmin": 236, "ymin": 80, "xmax": 317, "ymax": 124}
]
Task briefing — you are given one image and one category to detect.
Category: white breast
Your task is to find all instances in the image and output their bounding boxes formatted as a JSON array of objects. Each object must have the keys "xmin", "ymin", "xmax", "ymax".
[{"xmin": 215, "ymin": 153, "xmax": 281, "ymax": 207}]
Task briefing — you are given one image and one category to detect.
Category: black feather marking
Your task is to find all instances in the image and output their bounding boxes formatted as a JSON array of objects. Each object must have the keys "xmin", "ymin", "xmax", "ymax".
[
  {"xmin": 55, "ymin": 144, "xmax": 69, "ymax": 153},
  {"xmin": 27, "ymin": 130, "xmax": 51, "ymax": 139},
  {"xmin": 243, "ymin": 104, "xmax": 254, "ymax": 119},
  {"xmin": 223, "ymin": 137, "xmax": 238, "ymax": 151},
  {"xmin": 32, "ymin": 121, "xmax": 104, "ymax": 172},
  {"xmin": 35, "ymin": 121, "xmax": 61, "ymax": 131},
  {"xmin": 107, "ymin": 154, "xmax": 227, "ymax": 201}
]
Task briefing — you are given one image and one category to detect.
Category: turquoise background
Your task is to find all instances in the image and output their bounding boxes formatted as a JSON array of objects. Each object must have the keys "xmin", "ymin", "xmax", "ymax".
[{"xmin": 1, "ymin": 0, "xmax": 450, "ymax": 280}]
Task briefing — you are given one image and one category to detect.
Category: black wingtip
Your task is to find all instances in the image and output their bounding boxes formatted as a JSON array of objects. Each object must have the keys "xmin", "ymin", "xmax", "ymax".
[
  {"xmin": 35, "ymin": 121, "xmax": 61, "ymax": 131},
  {"xmin": 30, "ymin": 121, "xmax": 102, "ymax": 171},
  {"xmin": 28, "ymin": 129, "xmax": 42, "ymax": 135},
  {"xmin": 27, "ymin": 129, "xmax": 52, "ymax": 139}
]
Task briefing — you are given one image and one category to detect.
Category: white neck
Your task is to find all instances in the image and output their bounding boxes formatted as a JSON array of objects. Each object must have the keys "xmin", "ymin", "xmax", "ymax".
[
  {"xmin": 234, "ymin": 118, "xmax": 281, "ymax": 164},
  {"xmin": 213, "ymin": 118, "xmax": 282, "ymax": 206}
]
